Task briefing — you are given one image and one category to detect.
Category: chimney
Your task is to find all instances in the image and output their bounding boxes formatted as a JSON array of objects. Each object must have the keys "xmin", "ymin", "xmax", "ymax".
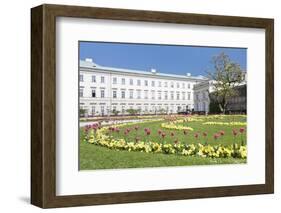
[
  {"xmin": 85, "ymin": 58, "xmax": 93, "ymax": 63},
  {"xmin": 151, "ymin": 68, "xmax": 157, "ymax": 74}
]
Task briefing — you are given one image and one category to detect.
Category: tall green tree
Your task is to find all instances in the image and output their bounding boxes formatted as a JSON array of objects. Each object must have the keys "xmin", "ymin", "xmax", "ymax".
[{"xmin": 208, "ymin": 52, "xmax": 244, "ymax": 114}]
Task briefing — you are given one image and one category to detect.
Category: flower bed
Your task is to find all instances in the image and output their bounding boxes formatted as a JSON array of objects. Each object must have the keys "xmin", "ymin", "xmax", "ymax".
[
  {"xmin": 203, "ymin": 121, "xmax": 247, "ymax": 126},
  {"xmin": 83, "ymin": 123, "xmax": 247, "ymax": 159}
]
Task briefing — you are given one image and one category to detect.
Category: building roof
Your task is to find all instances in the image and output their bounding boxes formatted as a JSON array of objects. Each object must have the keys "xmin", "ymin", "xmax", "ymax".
[{"xmin": 80, "ymin": 59, "xmax": 208, "ymax": 81}]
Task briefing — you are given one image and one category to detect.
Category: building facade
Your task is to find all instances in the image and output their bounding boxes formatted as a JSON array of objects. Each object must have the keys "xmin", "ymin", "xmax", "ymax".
[
  {"xmin": 79, "ymin": 58, "xmax": 207, "ymax": 117},
  {"xmin": 193, "ymin": 78, "xmax": 247, "ymax": 114},
  {"xmin": 193, "ymin": 81, "xmax": 214, "ymax": 113}
]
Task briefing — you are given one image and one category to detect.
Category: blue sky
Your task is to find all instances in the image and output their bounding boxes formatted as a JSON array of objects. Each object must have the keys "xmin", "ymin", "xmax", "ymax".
[{"xmin": 79, "ymin": 41, "xmax": 246, "ymax": 76}]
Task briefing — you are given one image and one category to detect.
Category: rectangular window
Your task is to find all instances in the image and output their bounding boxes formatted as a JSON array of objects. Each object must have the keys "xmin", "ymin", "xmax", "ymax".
[
  {"xmin": 137, "ymin": 90, "xmax": 141, "ymax": 99},
  {"xmin": 182, "ymin": 92, "xmax": 185, "ymax": 100},
  {"xmin": 130, "ymin": 79, "xmax": 133, "ymax": 85},
  {"xmin": 79, "ymin": 88, "xmax": 83, "ymax": 97},
  {"xmin": 145, "ymin": 80, "xmax": 148, "ymax": 86},
  {"xmin": 113, "ymin": 77, "xmax": 117, "ymax": 84},
  {"xmin": 91, "ymin": 89, "xmax": 96, "ymax": 98},
  {"xmin": 122, "ymin": 78, "xmax": 125, "ymax": 85},
  {"xmin": 188, "ymin": 83, "xmax": 190, "ymax": 89},
  {"xmin": 101, "ymin": 89, "xmax": 105, "ymax": 98},
  {"xmin": 158, "ymin": 81, "xmax": 161, "ymax": 87},
  {"xmin": 158, "ymin": 91, "xmax": 161, "ymax": 100},
  {"xmin": 177, "ymin": 83, "xmax": 180, "ymax": 88},
  {"xmin": 144, "ymin": 90, "xmax": 148, "ymax": 99},
  {"xmin": 79, "ymin": 74, "xmax": 83, "ymax": 82},
  {"xmin": 129, "ymin": 90, "xmax": 133, "ymax": 99},
  {"xmin": 164, "ymin": 91, "xmax": 168, "ymax": 100},
  {"xmin": 171, "ymin": 82, "xmax": 174, "ymax": 88},
  {"xmin": 92, "ymin": 75, "xmax": 96, "ymax": 82},
  {"xmin": 151, "ymin": 81, "xmax": 155, "ymax": 87},
  {"xmin": 170, "ymin": 92, "xmax": 174, "ymax": 100},
  {"xmin": 151, "ymin": 90, "xmax": 155, "ymax": 99},
  {"xmin": 121, "ymin": 90, "xmax": 125, "ymax": 99},
  {"xmin": 145, "ymin": 106, "xmax": 148, "ymax": 112},
  {"xmin": 91, "ymin": 106, "xmax": 95, "ymax": 115},
  {"xmin": 182, "ymin": 83, "xmax": 185, "ymax": 88},
  {"xmin": 164, "ymin": 82, "xmax": 168, "ymax": 87},
  {"xmin": 101, "ymin": 76, "xmax": 105, "ymax": 83},
  {"xmin": 137, "ymin": 79, "xmax": 141, "ymax": 86},
  {"xmin": 188, "ymin": 92, "xmax": 191, "ymax": 100},
  {"xmin": 113, "ymin": 90, "xmax": 117, "ymax": 98},
  {"xmin": 101, "ymin": 106, "xmax": 105, "ymax": 115},
  {"xmin": 177, "ymin": 92, "xmax": 180, "ymax": 100}
]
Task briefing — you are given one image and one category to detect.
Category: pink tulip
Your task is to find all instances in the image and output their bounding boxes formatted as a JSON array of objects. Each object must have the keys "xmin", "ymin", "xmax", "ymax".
[
  {"xmin": 134, "ymin": 126, "xmax": 139, "ymax": 131},
  {"xmin": 213, "ymin": 133, "xmax": 220, "ymax": 140},
  {"xmin": 158, "ymin": 129, "xmax": 162, "ymax": 135},
  {"xmin": 161, "ymin": 132, "xmax": 166, "ymax": 138},
  {"xmin": 239, "ymin": 128, "xmax": 245, "ymax": 133}
]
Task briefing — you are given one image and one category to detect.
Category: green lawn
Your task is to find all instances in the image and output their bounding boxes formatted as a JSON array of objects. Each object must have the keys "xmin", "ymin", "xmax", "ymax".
[
  {"xmin": 109, "ymin": 115, "xmax": 246, "ymax": 146},
  {"xmin": 79, "ymin": 115, "xmax": 247, "ymax": 170},
  {"xmin": 80, "ymin": 141, "xmax": 246, "ymax": 170}
]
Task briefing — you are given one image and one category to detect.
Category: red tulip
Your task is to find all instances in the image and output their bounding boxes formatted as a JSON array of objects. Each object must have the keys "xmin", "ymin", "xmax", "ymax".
[
  {"xmin": 171, "ymin": 132, "xmax": 175, "ymax": 137},
  {"xmin": 219, "ymin": 130, "xmax": 225, "ymax": 136},
  {"xmin": 161, "ymin": 132, "xmax": 166, "ymax": 138},
  {"xmin": 239, "ymin": 128, "xmax": 245, "ymax": 133},
  {"xmin": 203, "ymin": 132, "xmax": 208, "ymax": 137},
  {"xmin": 146, "ymin": 130, "xmax": 151, "ymax": 136},
  {"xmin": 158, "ymin": 129, "xmax": 162, "ymax": 135},
  {"xmin": 194, "ymin": 133, "xmax": 199, "ymax": 139}
]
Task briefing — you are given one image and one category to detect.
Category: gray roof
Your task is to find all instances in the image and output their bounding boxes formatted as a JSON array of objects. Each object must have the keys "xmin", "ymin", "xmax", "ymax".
[{"xmin": 80, "ymin": 59, "xmax": 208, "ymax": 81}]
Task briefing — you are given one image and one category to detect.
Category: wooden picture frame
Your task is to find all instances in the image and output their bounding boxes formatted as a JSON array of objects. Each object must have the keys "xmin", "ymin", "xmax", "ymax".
[{"xmin": 31, "ymin": 4, "xmax": 274, "ymax": 208}]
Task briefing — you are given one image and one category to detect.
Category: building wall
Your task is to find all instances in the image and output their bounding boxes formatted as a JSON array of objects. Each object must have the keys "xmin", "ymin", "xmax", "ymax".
[
  {"xmin": 79, "ymin": 66, "xmax": 203, "ymax": 116},
  {"xmin": 193, "ymin": 81, "xmax": 213, "ymax": 113}
]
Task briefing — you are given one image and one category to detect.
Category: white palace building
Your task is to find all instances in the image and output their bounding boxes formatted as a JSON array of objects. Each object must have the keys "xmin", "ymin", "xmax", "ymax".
[{"xmin": 79, "ymin": 58, "xmax": 210, "ymax": 117}]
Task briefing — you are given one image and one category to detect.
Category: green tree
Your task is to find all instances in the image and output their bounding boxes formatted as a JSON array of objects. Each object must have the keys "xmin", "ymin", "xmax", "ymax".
[
  {"xmin": 208, "ymin": 52, "xmax": 244, "ymax": 114},
  {"xmin": 79, "ymin": 108, "xmax": 86, "ymax": 117}
]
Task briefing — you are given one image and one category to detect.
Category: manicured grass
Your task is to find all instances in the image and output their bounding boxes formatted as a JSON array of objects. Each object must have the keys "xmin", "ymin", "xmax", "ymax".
[
  {"xmin": 79, "ymin": 115, "xmax": 247, "ymax": 170},
  {"xmin": 80, "ymin": 141, "xmax": 246, "ymax": 170},
  {"xmin": 109, "ymin": 115, "xmax": 246, "ymax": 146}
]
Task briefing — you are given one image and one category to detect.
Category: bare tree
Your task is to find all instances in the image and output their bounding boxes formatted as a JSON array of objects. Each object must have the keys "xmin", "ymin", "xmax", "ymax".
[{"xmin": 208, "ymin": 52, "xmax": 244, "ymax": 114}]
